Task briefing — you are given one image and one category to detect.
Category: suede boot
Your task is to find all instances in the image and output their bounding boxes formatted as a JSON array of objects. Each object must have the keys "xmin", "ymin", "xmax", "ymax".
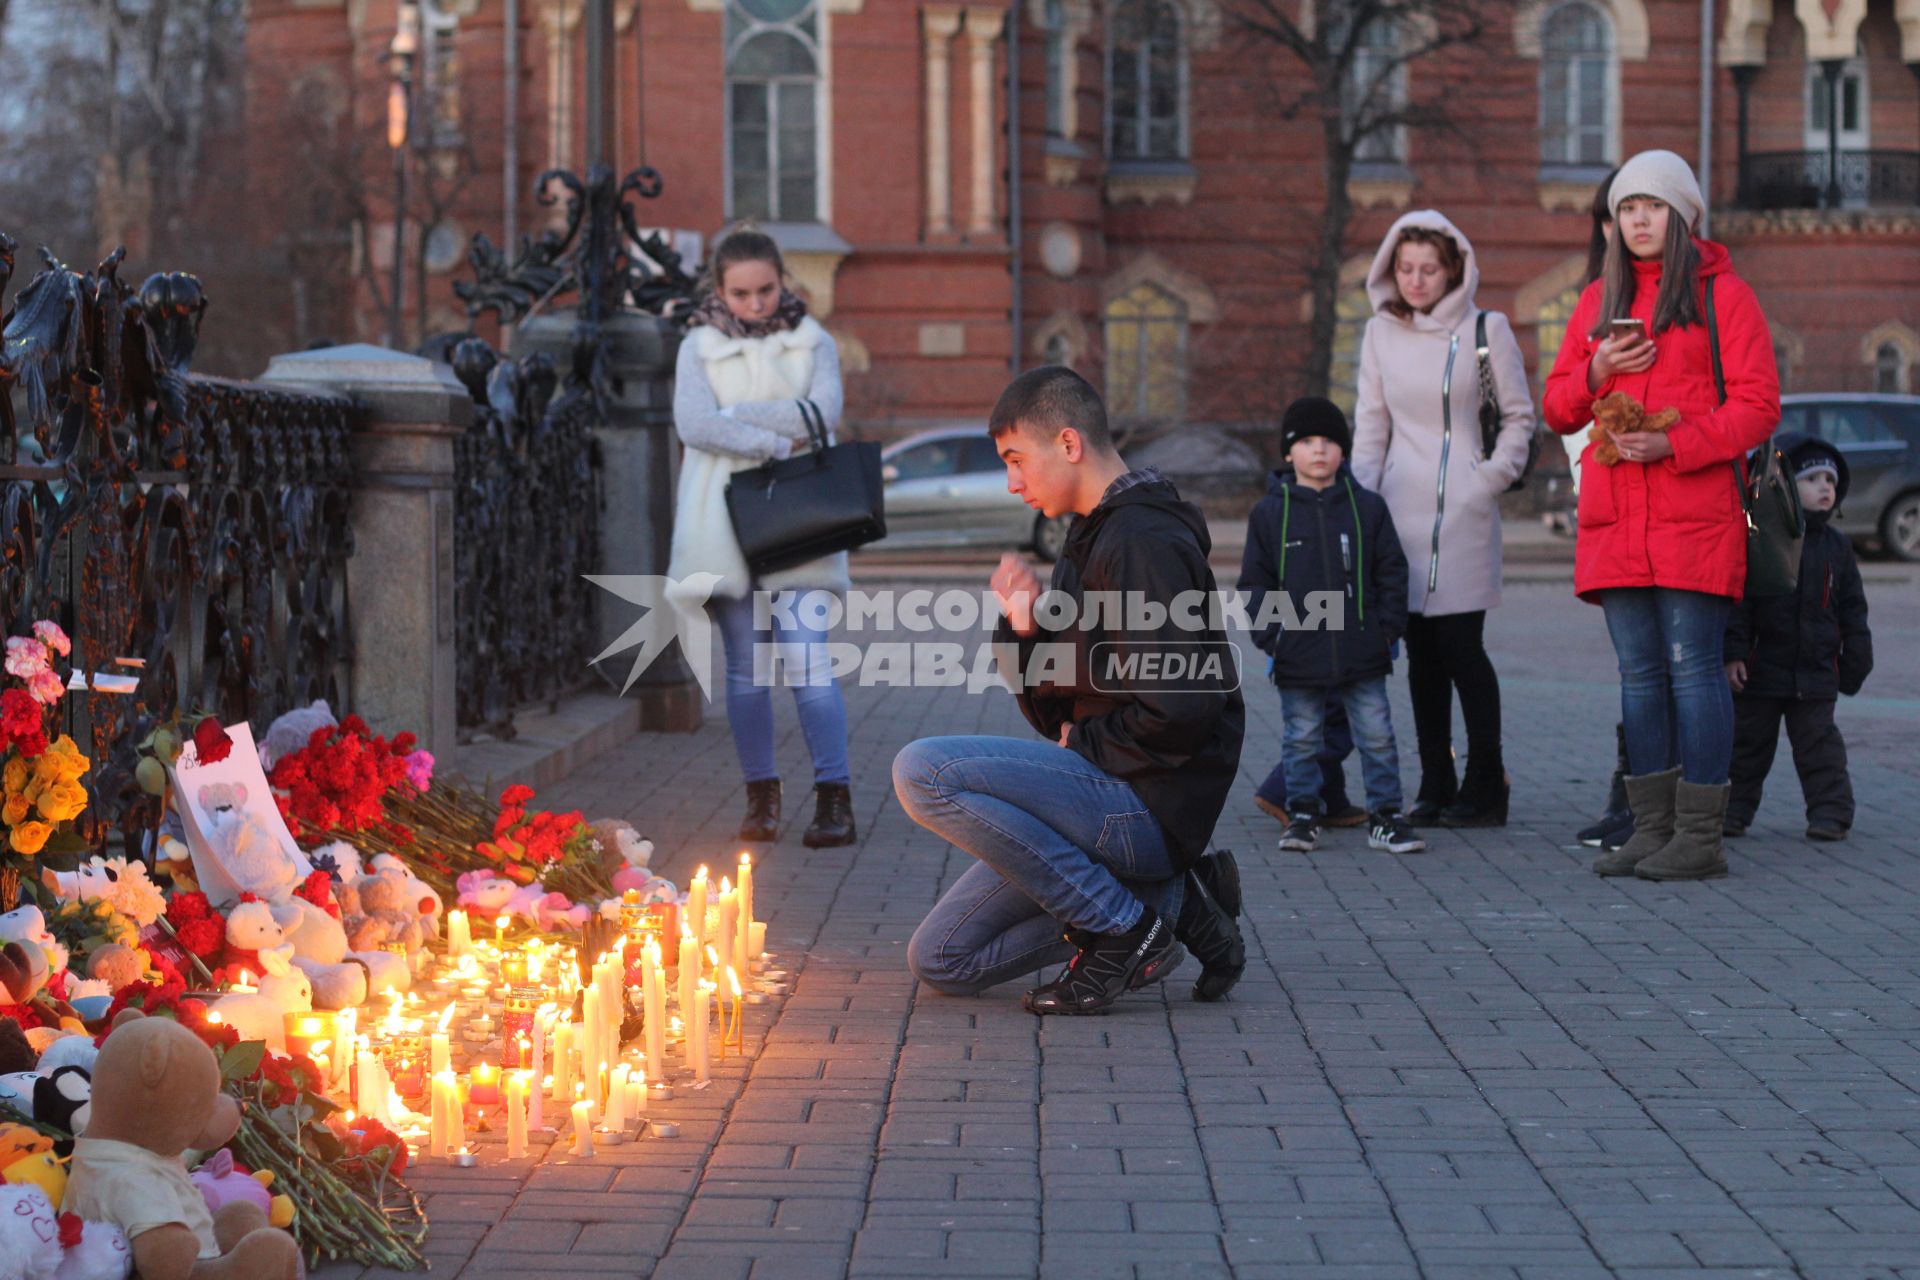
[
  {"xmin": 1592, "ymin": 768, "xmax": 1678, "ymax": 877},
  {"xmin": 1634, "ymin": 780, "xmax": 1730, "ymax": 881}
]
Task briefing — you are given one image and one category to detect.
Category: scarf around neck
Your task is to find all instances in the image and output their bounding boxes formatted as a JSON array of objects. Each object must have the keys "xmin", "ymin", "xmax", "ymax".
[{"xmin": 691, "ymin": 288, "xmax": 810, "ymax": 340}]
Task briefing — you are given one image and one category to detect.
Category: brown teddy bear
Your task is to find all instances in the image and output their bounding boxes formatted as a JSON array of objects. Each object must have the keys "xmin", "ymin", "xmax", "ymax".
[
  {"xmin": 1588, "ymin": 391, "xmax": 1682, "ymax": 466},
  {"xmin": 62, "ymin": 1013, "xmax": 301, "ymax": 1280},
  {"xmin": 335, "ymin": 871, "xmax": 424, "ymax": 954}
]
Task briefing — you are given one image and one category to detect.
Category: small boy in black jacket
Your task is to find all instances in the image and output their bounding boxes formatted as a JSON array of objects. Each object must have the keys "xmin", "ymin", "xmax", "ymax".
[
  {"xmin": 1724, "ymin": 434, "xmax": 1873, "ymax": 841},
  {"xmin": 1238, "ymin": 397, "xmax": 1422, "ymax": 855}
]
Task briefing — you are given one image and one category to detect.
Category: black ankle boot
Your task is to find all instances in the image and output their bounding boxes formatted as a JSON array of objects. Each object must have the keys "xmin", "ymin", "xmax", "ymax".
[
  {"xmin": 1176, "ymin": 852, "xmax": 1244, "ymax": 1003},
  {"xmin": 739, "ymin": 779, "xmax": 781, "ymax": 842},
  {"xmin": 801, "ymin": 782, "xmax": 857, "ymax": 848},
  {"xmin": 1577, "ymin": 723, "xmax": 1632, "ymax": 845},
  {"xmin": 1440, "ymin": 764, "xmax": 1509, "ymax": 828},
  {"xmin": 1022, "ymin": 910, "xmax": 1185, "ymax": 1016}
]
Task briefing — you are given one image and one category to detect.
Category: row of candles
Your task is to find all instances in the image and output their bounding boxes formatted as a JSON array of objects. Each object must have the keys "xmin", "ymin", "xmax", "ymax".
[{"xmin": 317, "ymin": 852, "xmax": 786, "ymax": 1164}]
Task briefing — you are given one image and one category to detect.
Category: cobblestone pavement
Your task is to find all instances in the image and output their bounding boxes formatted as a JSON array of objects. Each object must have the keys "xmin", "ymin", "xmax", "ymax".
[{"xmin": 323, "ymin": 567, "xmax": 1920, "ymax": 1280}]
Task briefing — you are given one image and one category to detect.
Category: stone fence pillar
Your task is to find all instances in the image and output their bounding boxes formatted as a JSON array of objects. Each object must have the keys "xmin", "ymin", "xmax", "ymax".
[{"xmin": 259, "ymin": 344, "xmax": 470, "ymax": 758}]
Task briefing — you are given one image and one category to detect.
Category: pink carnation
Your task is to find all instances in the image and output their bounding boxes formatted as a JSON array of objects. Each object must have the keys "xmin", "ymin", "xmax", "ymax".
[
  {"xmin": 404, "ymin": 749, "xmax": 435, "ymax": 792},
  {"xmin": 30, "ymin": 621, "xmax": 70, "ymax": 656},
  {"xmin": 4, "ymin": 636, "xmax": 48, "ymax": 680},
  {"xmin": 27, "ymin": 668, "xmax": 66, "ymax": 706}
]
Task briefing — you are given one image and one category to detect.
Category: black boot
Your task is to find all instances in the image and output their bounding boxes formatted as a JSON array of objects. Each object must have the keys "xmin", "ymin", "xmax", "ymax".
[
  {"xmin": 1022, "ymin": 910, "xmax": 1184, "ymax": 1016},
  {"xmin": 1577, "ymin": 723, "xmax": 1632, "ymax": 846},
  {"xmin": 1405, "ymin": 762, "xmax": 1457, "ymax": 825},
  {"xmin": 1177, "ymin": 852, "xmax": 1244, "ymax": 1002},
  {"xmin": 801, "ymin": 782, "xmax": 857, "ymax": 848},
  {"xmin": 1440, "ymin": 758, "xmax": 1509, "ymax": 827},
  {"xmin": 739, "ymin": 779, "xmax": 781, "ymax": 842}
]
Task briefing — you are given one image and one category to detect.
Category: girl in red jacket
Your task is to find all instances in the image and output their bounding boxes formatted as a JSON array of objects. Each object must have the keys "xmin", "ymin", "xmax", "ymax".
[{"xmin": 1543, "ymin": 149, "xmax": 1780, "ymax": 882}]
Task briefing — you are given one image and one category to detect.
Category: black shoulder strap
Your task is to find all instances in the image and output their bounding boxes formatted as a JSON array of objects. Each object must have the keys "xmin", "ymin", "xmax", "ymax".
[
  {"xmin": 1476, "ymin": 310, "xmax": 1489, "ymax": 355},
  {"xmin": 1705, "ymin": 276, "xmax": 1726, "ymax": 408}
]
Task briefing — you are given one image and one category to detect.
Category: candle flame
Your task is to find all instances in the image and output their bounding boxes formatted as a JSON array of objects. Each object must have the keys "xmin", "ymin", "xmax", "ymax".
[
  {"xmin": 436, "ymin": 1006, "xmax": 455, "ymax": 1034},
  {"xmin": 739, "ymin": 851, "xmax": 751, "ymax": 866},
  {"xmin": 695, "ymin": 865, "xmax": 708, "ymax": 879},
  {"xmin": 720, "ymin": 876, "xmax": 732, "ymax": 894},
  {"xmin": 727, "ymin": 968, "xmax": 742, "ymax": 997},
  {"xmin": 206, "ymin": 1011, "xmax": 223, "ymax": 1024}
]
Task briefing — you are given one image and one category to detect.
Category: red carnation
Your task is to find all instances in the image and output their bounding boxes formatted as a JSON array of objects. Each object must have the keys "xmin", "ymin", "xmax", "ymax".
[
  {"xmin": 192, "ymin": 716, "xmax": 233, "ymax": 764},
  {"xmin": 167, "ymin": 891, "xmax": 213, "ymax": 925},
  {"xmin": 176, "ymin": 918, "xmax": 226, "ymax": 959},
  {"xmin": 500, "ymin": 784, "xmax": 535, "ymax": 808},
  {"xmin": 0, "ymin": 687, "xmax": 41, "ymax": 737}
]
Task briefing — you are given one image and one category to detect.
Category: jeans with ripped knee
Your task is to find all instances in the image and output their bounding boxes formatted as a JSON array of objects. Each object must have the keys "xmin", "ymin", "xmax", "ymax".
[{"xmin": 1601, "ymin": 587, "xmax": 1733, "ymax": 785}]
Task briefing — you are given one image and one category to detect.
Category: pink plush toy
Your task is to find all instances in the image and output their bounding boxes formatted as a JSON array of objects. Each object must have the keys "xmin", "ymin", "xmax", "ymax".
[
  {"xmin": 454, "ymin": 872, "xmax": 518, "ymax": 918},
  {"xmin": 528, "ymin": 893, "xmax": 591, "ymax": 932},
  {"xmin": 188, "ymin": 1151, "xmax": 271, "ymax": 1218}
]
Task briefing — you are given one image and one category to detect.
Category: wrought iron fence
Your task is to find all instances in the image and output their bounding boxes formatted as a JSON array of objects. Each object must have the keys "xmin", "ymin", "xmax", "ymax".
[
  {"xmin": 1740, "ymin": 150, "xmax": 1920, "ymax": 210},
  {"xmin": 0, "ymin": 234, "xmax": 355, "ymax": 856}
]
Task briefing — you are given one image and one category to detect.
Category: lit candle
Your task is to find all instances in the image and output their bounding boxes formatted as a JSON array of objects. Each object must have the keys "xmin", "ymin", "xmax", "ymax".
[
  {"xmin": 355, "ymin": 1043, "xmax": 379, "ymax": 1115},
  {"xmin": 468, "ymin": 1062, "xmax": 502, "ymax": 1107},
  {"xmin": 581, "ymin": 987, "xmax": 602, "ymax": 1102},
  {"xmin": 430, "ymin": 1006, "xmax": 454, "ymax": 1076},
  {"xmin": 447, "ymin": 909, "xmax": 471, "ymax": 956},
  {"xmin": 494, "ymin": 916, "xmax": 507, "ymax": 950},
  {"xmin": 687, "ymin": 867, "xmax": 709, "ymax": 953},
  {"xmin": 749, "ymin": 921, "xmax": 767, "ymax": 963},
  {"xmin": 717, "ymin": 879, "xmax": 738, "ymax": 977},
  {"xmin": 430, "ymin": 1071, "xmax": 454, "ymax": 1157},
  {"xmin": 505, "ymin": 1072, "xmax": 529, "ymax": 1159},
  {"xmin": 737, "ymin": 853, "xmax": 754, "ymax": 973},
  {"xmin": 678, "ymin": 929, "xmax": 700, "ymax": 1023},
  {"xmin": 552, "ymin": 1017, "xmax": 574, "ymax": 1101},
  {"xmin": 691, "ymin": 983, "xmax": 711, "ymax": 1084},
  {"xmin": 529, "ymin": 1008, "xmax": 550, "ymax": 1130},
  {"xmin": 643, "ymin": 939, "xmax": 667, "ymax": 1080},
  {"xmin": 571, "ymin": 1099, "xmax": 594, "ymax": 1157},
  {"xmin": 606, "ymin": 1063, "xmax": 629, "ymax": 1131},
  {"xmin": 447, "ymin": 1072, "xmax": 465, "ymax": 1156},
  {"xmin": 625, "ymin": 1064, "xmax": 645, "ymax": 1121}
]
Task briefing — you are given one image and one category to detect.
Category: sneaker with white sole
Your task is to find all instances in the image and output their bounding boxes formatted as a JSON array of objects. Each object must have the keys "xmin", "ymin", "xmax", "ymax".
[
  {"xmin": 1277, "ymin": 812, "xmax": 1320, "ymax": 852},
  {"xmin": 1367, "ymin": 810, "xmax": 1426, "ymax": 854}
]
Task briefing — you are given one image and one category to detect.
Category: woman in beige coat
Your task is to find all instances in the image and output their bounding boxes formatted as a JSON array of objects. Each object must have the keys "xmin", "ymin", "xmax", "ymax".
[{"xmin": 1351, "ymin": 210, "xmax": 1536, "ymax": 826}]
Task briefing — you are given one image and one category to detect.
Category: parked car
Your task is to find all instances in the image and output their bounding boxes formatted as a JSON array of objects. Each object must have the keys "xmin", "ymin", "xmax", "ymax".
[
  {"xmin": 866, "ymin": 428, "xmax": 1074, "ymax": 561},
  {"xmin": 1778, "ymin": 394, "xmax": 1920, "ymax": 560}
]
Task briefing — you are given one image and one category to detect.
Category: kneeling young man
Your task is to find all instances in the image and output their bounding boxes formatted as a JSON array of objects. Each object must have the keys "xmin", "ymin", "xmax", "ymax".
[{"xmin": 892, "ymin": 367, "xmax": 1246, "ymax": 1014}]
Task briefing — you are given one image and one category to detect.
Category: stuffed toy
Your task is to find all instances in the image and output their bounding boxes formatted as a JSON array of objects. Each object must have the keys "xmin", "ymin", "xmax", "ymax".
[
  {"xmin": 0, "ymin": 1019, "xmax": 36, "ymax": 1075},
  {"xmin": 35, "ymin": 1035, "xmax": 98, "ymax": 1079},
  {"xmin": 455, "ymin": 871, "xmax": 518, "ymax": 918},
  {"xmin": 206, "ymin": 951, "xmax": 311, "ymax": 1054},
  {"xmin": 195, "ymin": 800, "xmax": 302, "ymax": 907},
  {"xmin": 2, "ymin": 940, "xmax": 48, "ymax": 1006},
  {"xmin": 63, "ymin": 1014, "xmax": 300, "ymax": 1280},
  {"xmin": 52, "ymin": 1213, "xmax": 133, "ymax": 1280},
  {"xmin": 214, "ymin": 901, "xmax": 290, "ymax": 982},
  {"xmin": 0, "ymin": 908, "xmax": 67, "ymax": 978},
  {"xmin": 40, "ymin": 859, "xmax": 165, "ymax": 930},
  {"xmin": 256, "ymin": 701, "xmax": 335, "ymax": 773},
  {"xmin": 339, "ymin": 871, "xmax": 426, "ymax": 953},
  {"xmin": 0, "ymin": 1144, "xmax": 67, "ymax": 1208},
  {"xmin": 1587, "ymin": 391, "xmax": 1681, "ymax": 467},
  {"xmin": 590, "ymin": 820, "xmax": 655, "ymax": 895},
  {"xmin": 307, "ymin": 841, "xmax": 361, "ymax": 884},
  {"xmin": 367, "ymin": 855, "xmax": 443, "ymax": 937},
  {"xmin": 0, "ymin": 1064, "xmax": 90, "ymax": 1150},
  {"xmin": 0, "ymin": 1183, "xmax": 63, "ymax": 1280},
  {"xmin": 527, "ymin": 892, "xmax": 591, "ymax": 933},
  {"xmin": 154, "ymin": 838, "xmax": 198, "ymax": 893},
  {"xmin": 82, "ymin": 948, "xmax": 142, "ymax": 996},
  {"xmin": 270, "ymin": 897, "xmax": 365, "ymax": 1009}
]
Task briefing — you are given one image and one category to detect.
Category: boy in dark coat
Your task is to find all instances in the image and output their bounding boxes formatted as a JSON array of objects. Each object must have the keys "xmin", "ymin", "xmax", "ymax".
[
  {"xmin": 1238, "ymin": 397, "xmax": 1421, "ymax": 855},
  {"xmin": 1724, "ymin": 434, "xmax": 1873, "ymax": 841}
]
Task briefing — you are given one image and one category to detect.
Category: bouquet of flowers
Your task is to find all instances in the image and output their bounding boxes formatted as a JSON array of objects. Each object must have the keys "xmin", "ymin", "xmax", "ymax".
[
  {"xmin": 1, "ymin": 623, "xmax": 90, "ymax": 883},
  {"xmin": 269, "ymin": 716, "xmax": 421, "ymax": 843}
]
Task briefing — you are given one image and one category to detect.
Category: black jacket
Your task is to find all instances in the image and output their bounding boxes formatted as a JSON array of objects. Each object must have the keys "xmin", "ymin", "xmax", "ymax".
[
  {"xmin": 1237, "ymin": 465, "xmax": 1409, "ymax": 688},
  {"xmin": 997, "ymin": 476, "xmax": 1245, "ymax": 871},
  {"xmin": 1725, "ymin": 434, "xmax": 1872, "ymax": 700}
]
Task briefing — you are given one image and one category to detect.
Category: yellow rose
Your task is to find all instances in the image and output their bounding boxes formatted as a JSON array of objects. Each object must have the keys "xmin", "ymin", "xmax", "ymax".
[
  {"xmin": 8, "ymin": 821, "xmax": 52, "ymax": 855},
  {"xmin": 34, "ymin": 781, "xmax": 87, "ymax": 824},
  {"xmin": 2, "ymin": 757, "xmax": 26, "ymax": 794},
  {"xmin": 1, "ymin": 794, "xmax": 27, "ymax": 826},
  {"xmin": 47, "ymin": 736, "xmax": 90, "ymax": 780}
]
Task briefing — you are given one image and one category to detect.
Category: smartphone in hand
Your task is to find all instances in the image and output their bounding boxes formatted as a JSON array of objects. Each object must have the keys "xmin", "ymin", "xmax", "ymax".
[{"xmin": 1609, "ymin": 317, "xmax": 1646, "ymax": 345}]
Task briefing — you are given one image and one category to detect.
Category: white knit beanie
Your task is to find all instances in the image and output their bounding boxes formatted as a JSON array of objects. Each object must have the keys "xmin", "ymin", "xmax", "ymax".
[{"xmin": 1609, "ymin": 150, "xmax": 1706, "ymax": 231}]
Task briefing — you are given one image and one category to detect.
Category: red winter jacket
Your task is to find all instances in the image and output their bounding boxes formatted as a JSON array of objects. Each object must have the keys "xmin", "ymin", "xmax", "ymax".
[{"xmin": 1543, "ymin": 240, "xmax": 1780, "ymax": 603}]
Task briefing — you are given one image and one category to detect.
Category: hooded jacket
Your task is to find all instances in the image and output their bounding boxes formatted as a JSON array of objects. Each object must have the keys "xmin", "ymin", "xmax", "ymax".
[
  {"xmin": 1543, "ymin": 240, "xmax": 1781, "ymax": 603},
  {"xmin": 1350, "ymin": 210, "xmax": 1538, "ymax": 617},
  {"xmin": 997, "ymin": 476, "xmax": 1246, "ymax": 871},
  {"xmin": 1724, "ymin": 434, "xmax": 1873, "ymax": 700},
  {"xmin": 1238, "ymin": 464, "xmax": 1410, "ymax": 688}
]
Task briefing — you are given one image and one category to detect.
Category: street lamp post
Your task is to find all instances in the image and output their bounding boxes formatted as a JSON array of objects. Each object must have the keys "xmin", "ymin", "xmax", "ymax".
[{"xmin": 387, "ymin": 3, "xmax": 421, "ymax": 348}]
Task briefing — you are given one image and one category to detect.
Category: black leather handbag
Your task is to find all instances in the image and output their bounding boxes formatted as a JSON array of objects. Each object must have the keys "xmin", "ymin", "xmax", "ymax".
[
  {"xmin": 1705, "ymin": 278, "xmax": 1803, "ymax": 598},
  {"xmin": 725, "ymin": 399, "xmax": 887, "ymax": 575},
  {"xmin": 1475, "ymin": 311, "xmax": 1538, "ymax": 494}
]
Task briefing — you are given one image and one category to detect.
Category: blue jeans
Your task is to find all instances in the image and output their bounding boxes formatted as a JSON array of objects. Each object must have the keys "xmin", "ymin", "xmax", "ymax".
[
  {"xmin": 707, "ymin": 591, "xmax": 850, "ymax": 786},
  {"xmin": 1257, "ymin": 691, "xmax": 1353, "ymax": 810},
  {"xmin": 893, "ymin": 736, "xmax": 1184, "ymax": 997},
  {"xmin": 1600, "ymin": 587, "xmax": 1733, "ymax": 785},
  {"xmin": 1277, "ymin": 678, "xmax": 1403, "ymax": 815}
]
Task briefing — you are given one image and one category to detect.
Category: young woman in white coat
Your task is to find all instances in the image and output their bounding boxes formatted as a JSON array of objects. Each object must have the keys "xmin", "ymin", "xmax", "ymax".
[
  {"xmin": 667, "ymin": 228, "xmax": 856, "ymax": 847},
  {"xmin": 1351, "ymin": 211, "xmax": 1536, "ymax": 827}
]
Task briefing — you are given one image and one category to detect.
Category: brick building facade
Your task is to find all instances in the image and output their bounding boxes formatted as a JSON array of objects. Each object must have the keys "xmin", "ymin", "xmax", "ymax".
[{"xmin": 243, "ymin": 0, "xmax": 1920, "ymax": 441}]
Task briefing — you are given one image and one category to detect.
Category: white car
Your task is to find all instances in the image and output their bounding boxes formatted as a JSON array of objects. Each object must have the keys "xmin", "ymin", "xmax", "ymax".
[{"xmin": 867, "ymin": 428, "xmax": 1074, "ymax": 561}]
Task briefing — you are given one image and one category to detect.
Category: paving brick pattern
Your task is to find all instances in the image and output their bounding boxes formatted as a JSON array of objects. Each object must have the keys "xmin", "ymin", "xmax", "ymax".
[{"xmin": 318, "ymin": 572, "xmax": 1920, "ymax": 1279}]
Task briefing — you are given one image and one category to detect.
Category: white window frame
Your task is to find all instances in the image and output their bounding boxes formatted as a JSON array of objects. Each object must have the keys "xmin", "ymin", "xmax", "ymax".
[
  {"xmin": 724, "ymin": 0, "xmax": 830, "ymax": 225},
  {"xmin": 1537, "ymin": 0, "xmax": 1617, "ymax": 172},
  {"xmin": 1106, "ymin": 0, "xmax": 1189, "ymax": 163}
]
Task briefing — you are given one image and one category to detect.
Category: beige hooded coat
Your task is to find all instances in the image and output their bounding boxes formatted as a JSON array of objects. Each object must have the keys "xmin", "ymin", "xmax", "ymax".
[{"xmin": 1350, "ymin": 210, "xmax": 1536, "ymax": 616}]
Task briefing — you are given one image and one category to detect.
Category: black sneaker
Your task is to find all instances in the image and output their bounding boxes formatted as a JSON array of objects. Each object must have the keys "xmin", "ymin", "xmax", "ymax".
[
  {"xmin": 1723, "ymin": 815, "xmax": 1750, "ymax": 839},
  {"xmin": 1277, "ymin": 813, "xmax": 1319, "ymax": 853},
  {"xmin": 1176, "ymin": 853, "xmax": 1244, "ymax": 1003},
  {"xmin": 1596, "ymin": 812, "xmax": 1635, "ymax": 851},
  {"xmin": 1367, "ymin": 810, "xmax": 1426, "ymax": 854},
  {"xmin": 1022, "ymin": 910, "xmax": 1185, "ymax": 1016}
]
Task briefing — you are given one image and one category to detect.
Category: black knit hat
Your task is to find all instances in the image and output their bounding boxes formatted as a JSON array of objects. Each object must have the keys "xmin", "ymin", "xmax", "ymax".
[{"xmin": 1280, "ymin": 396, "xmax": 1352, "ymax": 459}]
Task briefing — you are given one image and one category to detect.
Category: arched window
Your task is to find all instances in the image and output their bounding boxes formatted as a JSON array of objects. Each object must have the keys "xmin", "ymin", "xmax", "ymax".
[
  {"xmin": 1105, "ymin": 282, "xmax": 1187, "ymax": 420},
  {"xmin": 1344, "ymin": 16, "xmax": 1407, "ymax": 165},
  {"xmin": 1540, "ymin": 2, "xmax": 1613, "ymax": 169},
  {"xmin": 727, "ymin": 0, "xmax": 822, "ymax": 222},
  {"xmin": 1044, "ymin": 0, "xmax": 1069, "ymax": 138},
  {"xmin": 1876, "ymin": 342, "xmax": 1908, "ymax": 394},
  {"xmin": 1536, "ymin": 284, "xmax": 1584, "ymax": 391},
  {"xmin": 1108, "ymin": 0, "xmax": 1184, "ymax": 162}
]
